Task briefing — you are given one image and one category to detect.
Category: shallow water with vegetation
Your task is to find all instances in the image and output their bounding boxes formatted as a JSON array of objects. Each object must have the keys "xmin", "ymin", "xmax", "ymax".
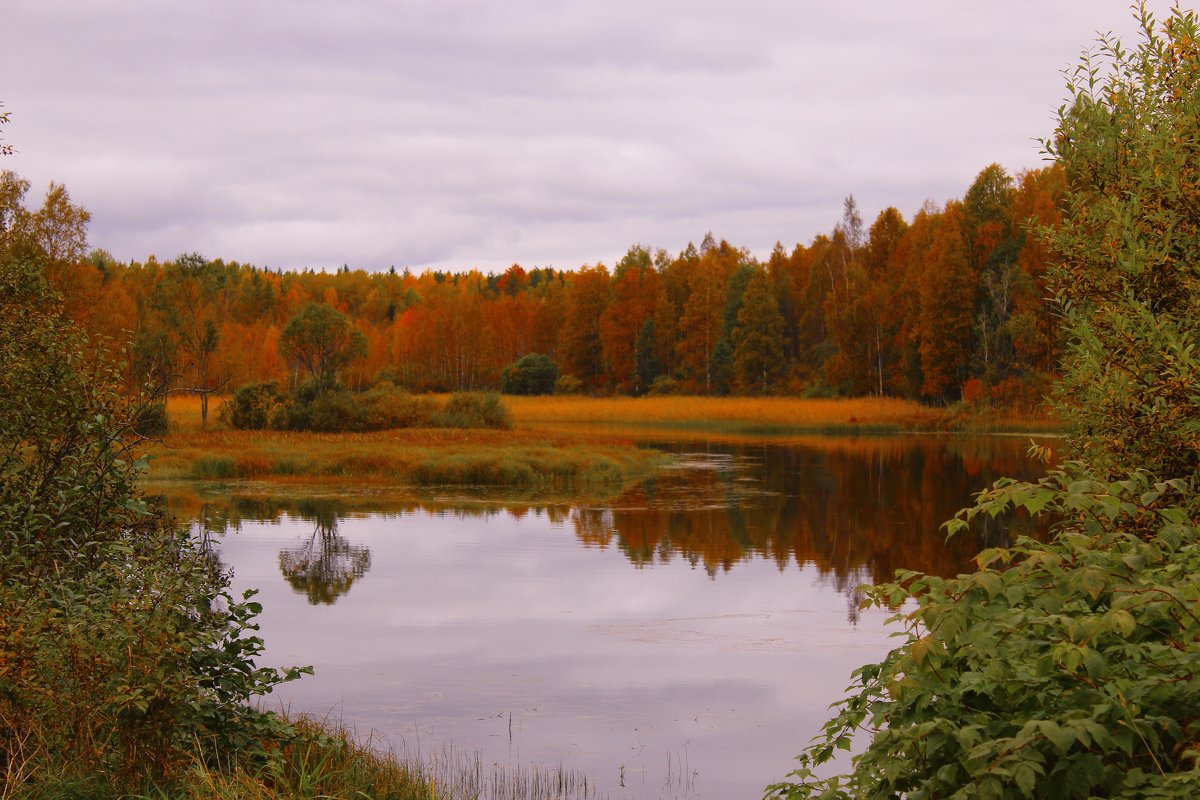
[{"xmin": 181, "ymin": 434, "xmax": 1049, "ymax": 798}]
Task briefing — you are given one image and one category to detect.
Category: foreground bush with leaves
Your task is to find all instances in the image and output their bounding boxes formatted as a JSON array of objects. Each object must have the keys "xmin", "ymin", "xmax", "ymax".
[
  {"xmin": 767, "ymin": 465, "xmax": 1200, "ymax": 799},
  {"xmin": 768, "ymin": 6, "xmax": 1200, "ymax": 798},
  {"xmin": 0, "ymin": 258, "xmax": 306, "ymax": 793}
]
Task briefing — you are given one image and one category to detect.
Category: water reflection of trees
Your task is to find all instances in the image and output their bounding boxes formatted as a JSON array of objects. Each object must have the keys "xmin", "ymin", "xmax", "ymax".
[
  {"xmin": 186, "ymin": 498, "xmax": 377, "ymax": 605},
  {"xmin": 574, "ymin": 437, "xmax": 1048, "ymax": 590},
  {"xmin": 180, "ymin": 495, "xmax": 576, "ymax": 605},
  {"xmin": 167, "ymin": 436, "xmax": 1048, "ymax": 600},
  {"xmin": 182, "ymin": 495, "xmax": 573, "ymax": 537},
  {"xmin": 278, "ymin": 508, "xmax": 373, "ymax": 605}
]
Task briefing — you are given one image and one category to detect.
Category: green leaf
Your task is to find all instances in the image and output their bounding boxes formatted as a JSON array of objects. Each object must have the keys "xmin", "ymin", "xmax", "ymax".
[
  {"xmin": 1077, "ymin": 567, "xmax": 1107, "ymax": 601},
  {"xmin": 1023, "ymin": 489, "xmax": 1057, "ymax": 516},
  {"xmin": 1013, "ymin": 762, "xmax": 1038, "ymax": 797},
  {"xmin": 976, "ymin": 571, "xmax": 1003, "ymax": 600},
  {"xmin": 1039, "ymin": 721, "xmax": 1076, "ymax": 755},
  {"xmin": 1109, "ymin": 609, "xmax": 1136, "ymax": 637}
]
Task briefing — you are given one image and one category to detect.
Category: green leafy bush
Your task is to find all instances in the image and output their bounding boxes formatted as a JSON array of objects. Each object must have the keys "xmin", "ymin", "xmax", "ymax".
[
  {"xmin": 225, "ymin": 382, "xmax": 511, "ymax": 433},
  {"xmin": 647, "ymin": 375, "xmax": 682, "ymax": 396},
  {"xmin": 256, "ymin": 382, "xmax": 366, "ymax": 433},
  {"xmin": 768, "ymin": 465, "xmax": 1200, "ymax": 799},
  {"xmin": 223, "ymin": 381, "xmax": 286, "ymax": 430},
  {"xmin": 359, "ymin": 382, "xmax": 438, "ymax": 429},
  {"xmin": 134, "ymin": 399, "xmax": 170, "ymax": 436},
  {"xmin": 432, "ymin": 391, "xmax": 513, "ymax": 430},
  {"xmin": 769, "ymin": 8, "xmax": 1200, "ymax": 798},
  {"xmin": 500, "ymin": 352, "xmax": 558, "ymax": 395},
  {"xmin": 0, "ymin": 259, "xmax": 306, "ymax": 791},
  {"xmin": 301, "ymin": 390, "xmax": 364, "ymax": 432},
  {"xmin": 1042, "ymin": 6, "xmax": 1200, "ymax": 483},
  {"xmin": 555, "ymin": 374, "xmax": 584, "ymax": 395}
]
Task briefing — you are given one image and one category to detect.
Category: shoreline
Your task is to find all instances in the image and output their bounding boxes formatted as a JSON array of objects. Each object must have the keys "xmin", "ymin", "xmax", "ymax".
[{"xmin": 148, "ymin": 394, "xmax": 1060, "ymax": 493}]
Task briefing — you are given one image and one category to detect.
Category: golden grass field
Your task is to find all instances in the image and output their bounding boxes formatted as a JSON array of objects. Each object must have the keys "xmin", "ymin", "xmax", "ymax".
[
  {"xmin": 509, "ymin": 394, "xmax": 942, "ymax": 432},
  {"xmin": 148, "ymin": 393, "xmax": 1058, "ymax": 494},
  {"xmin": 504, "ymin": 394, "xmax": 1059, "ymax": 439}
]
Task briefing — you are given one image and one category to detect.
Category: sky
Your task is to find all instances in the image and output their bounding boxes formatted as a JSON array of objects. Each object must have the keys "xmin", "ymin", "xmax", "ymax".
[{"xmin": 0, "ymin": 1, "xmax": 1166, "ymax": 273}]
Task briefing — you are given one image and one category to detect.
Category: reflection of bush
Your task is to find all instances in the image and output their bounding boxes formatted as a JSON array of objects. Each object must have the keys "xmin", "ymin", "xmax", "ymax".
[{"xmin": 279, "ymin": 518, "xmax": 372, "ymax": 605}]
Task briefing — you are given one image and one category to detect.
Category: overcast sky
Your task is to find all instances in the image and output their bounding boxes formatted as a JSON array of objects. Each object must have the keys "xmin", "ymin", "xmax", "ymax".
[{"xmin": 1, "ymin": 1, "xmax": 1162, "ymax": 273}]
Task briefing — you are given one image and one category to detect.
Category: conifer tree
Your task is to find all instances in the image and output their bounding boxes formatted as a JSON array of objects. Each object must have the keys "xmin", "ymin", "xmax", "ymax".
[
  {"xmin": 558, "ymin": 264, "xmax": 611, "ymax": 390},
  {"xmin": 732, "ymin": 268, "xmax": 786, "ymax": 395}
]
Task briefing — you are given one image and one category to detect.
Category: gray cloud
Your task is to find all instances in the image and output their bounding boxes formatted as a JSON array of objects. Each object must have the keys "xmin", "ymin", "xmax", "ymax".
[{"xmin": 2, "ymin": 0, "xmax": 1158, "ymax": 271}]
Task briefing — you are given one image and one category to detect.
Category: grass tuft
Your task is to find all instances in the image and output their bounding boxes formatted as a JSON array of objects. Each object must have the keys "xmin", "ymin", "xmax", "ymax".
[{"xmin": 190, "ymin": 456, "xmax": 236, "ymax": 479}]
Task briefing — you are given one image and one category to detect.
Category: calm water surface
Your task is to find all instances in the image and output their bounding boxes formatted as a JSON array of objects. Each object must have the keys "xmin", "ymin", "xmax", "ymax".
[{"xmin": 196, "ymin": 435, "xmax": 1048, "ymax": 799}]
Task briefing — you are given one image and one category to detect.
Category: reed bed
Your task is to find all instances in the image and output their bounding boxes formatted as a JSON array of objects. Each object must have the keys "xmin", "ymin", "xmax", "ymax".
[{"xmin": 417, "ymin": 744, "xmax": 607, "ymax": 800}]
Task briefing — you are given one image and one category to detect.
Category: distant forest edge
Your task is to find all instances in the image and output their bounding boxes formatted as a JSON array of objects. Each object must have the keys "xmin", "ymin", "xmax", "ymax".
[{"xmin": 0, "ymin": 161, "xmax": 1062, "ymax": 409}]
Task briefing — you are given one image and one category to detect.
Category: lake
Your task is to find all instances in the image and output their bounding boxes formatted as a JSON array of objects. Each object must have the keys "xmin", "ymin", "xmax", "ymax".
[{"xmin": 188, "ymin": 434, "xmax": 1049, "ymax": 799}]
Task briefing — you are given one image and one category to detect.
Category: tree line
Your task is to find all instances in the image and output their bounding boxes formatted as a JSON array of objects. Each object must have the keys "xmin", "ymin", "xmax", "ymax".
[{"xmin": 0, "ymin": 160, "xmax": 1064, "ymax": 410}]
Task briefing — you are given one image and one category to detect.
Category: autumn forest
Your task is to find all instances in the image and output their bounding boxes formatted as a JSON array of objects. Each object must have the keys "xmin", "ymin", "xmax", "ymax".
[{"xmin": 1, "ymin": 161, "xmax": 1063, "ymax": 411}]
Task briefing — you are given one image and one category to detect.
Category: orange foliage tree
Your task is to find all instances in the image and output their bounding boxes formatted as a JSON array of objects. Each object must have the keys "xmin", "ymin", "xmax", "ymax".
[
  {"xmin": 3, "ymin": 155, "xmax": 1068, "ymax": 408},
  {"xmin": 600, "ymin": 249, "xmax": 663, "ymax": 393}
]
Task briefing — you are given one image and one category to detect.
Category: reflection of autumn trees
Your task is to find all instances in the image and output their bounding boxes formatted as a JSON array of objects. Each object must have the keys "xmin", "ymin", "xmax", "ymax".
[
  {"xmin": 174, "ymin": 439, "xmax": 1043, "ymax": 603},
  {"xmin": 573, "ymin": 438, "xmax": 1046, "ymax": 590}
]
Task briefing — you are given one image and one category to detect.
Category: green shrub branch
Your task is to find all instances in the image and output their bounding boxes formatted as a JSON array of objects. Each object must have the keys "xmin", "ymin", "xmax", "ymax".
[{"xmin": 768, "ymin": 7, "xmax": 1200, "ymax": 798}]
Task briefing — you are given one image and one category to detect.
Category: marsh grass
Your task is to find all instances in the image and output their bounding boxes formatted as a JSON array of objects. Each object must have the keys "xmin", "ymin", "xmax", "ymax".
[
  {"xmin": 158, "ymin": 715, "xmax": 435, "ymax": 800},
  {"xmin": 505, "ymin": 395, "xmax": 1058, "ymax": 435},
  {"xmin": 147, "ymin": 423, "xmax": 666, "ymax": 494}
]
